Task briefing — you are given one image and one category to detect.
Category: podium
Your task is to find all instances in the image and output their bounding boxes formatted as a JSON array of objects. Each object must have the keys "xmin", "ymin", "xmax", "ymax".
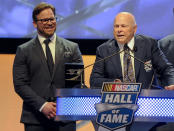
[
  {"xmin": 55, "ymin": 88, "xmax": 174, "ymax": 122},
  {"xmin": 55, "ymin": 88, "xmax": 174, "ymax": 130}
]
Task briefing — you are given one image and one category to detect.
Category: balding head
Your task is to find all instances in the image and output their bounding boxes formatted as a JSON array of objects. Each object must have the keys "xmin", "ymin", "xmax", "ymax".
[
  {"xmin": 113, "ymin": 12, "xmax": 137, "ymax": 44},
  {"xmin": 115, "ymin": 12, "xmax": 136, "ymax": 26}
]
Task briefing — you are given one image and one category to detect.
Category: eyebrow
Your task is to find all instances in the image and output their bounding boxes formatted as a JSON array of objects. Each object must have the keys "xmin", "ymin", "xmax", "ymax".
[{"xmin": 114, "ymin": 24, "xmax": 129, "ymax": 26}]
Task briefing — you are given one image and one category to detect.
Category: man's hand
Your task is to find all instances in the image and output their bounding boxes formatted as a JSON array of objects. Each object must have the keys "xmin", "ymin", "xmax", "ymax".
[
  {"xmin": 165, "ymin": 85, "xmax": 174, "ymax": 90},
  {"xmin": 41, "ymin": 102, "xmax": 56, "ymax": 119},
  {"xmin": 114, "ymin": 79, "xmax": 122, "ymax": 83}
]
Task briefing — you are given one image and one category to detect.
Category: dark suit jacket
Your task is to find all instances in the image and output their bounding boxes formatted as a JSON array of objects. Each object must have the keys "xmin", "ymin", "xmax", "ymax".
[
  {"xmin": 158, "ymin": 34, "xmax": 174, "ymax": 86},
  {"xmin": 90, "ymin": 35, "xmax": 174, "ymax": 89},
  {"xmin": 158, "ymin": 34, "xmax": 174, "ymax": 66},
  {"xmin": 13, "ymin": 36, "xmax": 83, "ymax": 124}
]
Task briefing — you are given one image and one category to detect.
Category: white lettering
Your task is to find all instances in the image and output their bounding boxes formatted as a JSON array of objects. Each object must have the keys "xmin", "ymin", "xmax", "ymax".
[
  {"xmin": 122, "ymin": 114, "xmax": 129, "ymax": 123},
  {"xmin": 100, "ymin": 114, "xmax": 130, "ymax": 123},
  {"xmin": 105, "ymin": 114, "xmax": 112, "ymax": 122},
  {"xmin": 105, "ymin": 94, "xmax": 133, "ymax": 103},
  {"xmin": 120, "ymin": 94, "xmax": 126, "ymax": 103},
  {"xmin": 100, "ymin": 114, "xmax": 107, "ymax": 122},
  {"xmin": 112, "ymin": 114, "xmax": 123, "ymax": 123},
  {"xmin": 127, "ymin": 95, "xmax": 133, "ymax": 103},
  {"xmin": 113, "ymin": 95, "xmax": 120, "ymax": 103},
  {"xmin": 105, "ymin": 94, "xmax": 114, "ymax": 103}
]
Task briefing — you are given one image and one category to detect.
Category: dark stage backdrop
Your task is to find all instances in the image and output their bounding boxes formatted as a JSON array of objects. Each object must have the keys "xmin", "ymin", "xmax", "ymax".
[{"xmin": 0, "ymin": 38, "xmax": 107, "ymax": 55}]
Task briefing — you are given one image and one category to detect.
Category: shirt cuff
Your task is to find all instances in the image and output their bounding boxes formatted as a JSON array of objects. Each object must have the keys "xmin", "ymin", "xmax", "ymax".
[{"xmin": 39, "ymin": 102, "xmax": 48, "ymax": 112}]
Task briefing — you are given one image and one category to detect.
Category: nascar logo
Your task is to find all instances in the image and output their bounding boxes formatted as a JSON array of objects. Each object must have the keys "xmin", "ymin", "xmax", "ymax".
[{"xmin": 95, "ymin": 83, "xmax": 141, "ymax": 130}]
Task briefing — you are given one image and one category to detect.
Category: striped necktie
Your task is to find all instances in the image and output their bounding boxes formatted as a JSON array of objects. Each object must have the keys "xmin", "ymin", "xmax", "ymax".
[{"xmin": 123, "ymin": 44, "xmax": 136, "ymax": 83}]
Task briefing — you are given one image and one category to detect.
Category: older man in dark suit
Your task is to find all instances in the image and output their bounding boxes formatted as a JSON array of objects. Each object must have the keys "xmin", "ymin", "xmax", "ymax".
[
  {"xmin": 90, "ymin": 12, "xmax": 174, "ymax": 90},
  {"xmin": 13, "ymin": 2, "xmax": 83, "ymax": 131},
  {"xmin": 90, "ymin": 12, "xmax": 174, "ymax": 131}
]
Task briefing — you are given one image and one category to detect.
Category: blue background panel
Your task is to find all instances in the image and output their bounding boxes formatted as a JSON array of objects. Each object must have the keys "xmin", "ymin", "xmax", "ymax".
[{"xmin": 1, "ymin": 0, "xmax": 174, "ymax": 39}]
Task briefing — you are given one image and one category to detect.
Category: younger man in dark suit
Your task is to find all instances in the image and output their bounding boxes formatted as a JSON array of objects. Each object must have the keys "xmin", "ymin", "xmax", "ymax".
[{"xmin": 13, "ymin": 2, "xmax": 83, "ymax": 131}]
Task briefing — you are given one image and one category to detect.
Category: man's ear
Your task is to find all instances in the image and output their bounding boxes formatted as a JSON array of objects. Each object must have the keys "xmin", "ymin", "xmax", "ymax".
[
  {"xmin": 33, "ymin": 21, "xmax": 37, "ymax": 28},
  {"xmin": 134, "ymin": 25, "xmax": 137, "ymax": 34}
]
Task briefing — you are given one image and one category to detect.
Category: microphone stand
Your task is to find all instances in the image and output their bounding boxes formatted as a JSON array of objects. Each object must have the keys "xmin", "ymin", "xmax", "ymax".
[
  {"xmin": 80, "ymin": 49, "xmax": 126, "ymax": 88},
  {"xmin": 129, "ymin": 49, "xmax": 161, "ymax": 90}
]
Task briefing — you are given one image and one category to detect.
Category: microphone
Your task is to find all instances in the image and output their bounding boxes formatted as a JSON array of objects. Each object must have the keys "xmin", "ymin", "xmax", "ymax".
[
  {"xmin": 65, "ymin": 40, "xmax": 126, "ymax": 88},
  {"xmin": 133, "ymin": 46, "xmax": 137, "ymax": 52},
  {"xmin": 79, "ymin": 42, "xmax": 127, "ymax": 88},
  {"xmin": 124, "ymin": 44, "xmax": 148, "ymax": 67},
  {"xmin": 70, "ymin": 43, "xmax": 160, "ymax": 89},
  {"xmin": 84, "ymin": 48, "xmax": 125, "ymax": 70},
  {"xmin": 127, "ymin": 46, "xmax": 162, "ymax": 89}
]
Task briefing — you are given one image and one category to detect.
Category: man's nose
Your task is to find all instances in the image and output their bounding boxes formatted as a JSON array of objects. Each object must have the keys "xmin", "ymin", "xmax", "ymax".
[
  {"xmin": 117, "ymin": 29, "xmax": 122, "ymax": 33},
  {"xmin": 117, "ymin": 27, "xmax": 123, "ymax": 32},
  {"xmin": 47, "ymin": 20, "xmax": 52, "ymax": 24}
]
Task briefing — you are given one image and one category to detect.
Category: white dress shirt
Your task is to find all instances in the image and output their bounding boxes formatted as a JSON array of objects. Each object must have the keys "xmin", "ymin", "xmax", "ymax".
[
  {"xmin": 37, "ymin": 33, "xmax": 57, "ymax": 111},
  {"xmin": 38, "ymin": 33, "xmax": 56, "ymax": 63},
  {"xmin": 118, "ymin": 37, "xmax": 135, "ymax": 79}
]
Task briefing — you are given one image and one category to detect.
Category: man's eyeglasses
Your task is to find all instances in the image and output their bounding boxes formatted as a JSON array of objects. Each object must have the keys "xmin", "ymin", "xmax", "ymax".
[{"xmin": 36, "ymin": 17, "xmax": 57, "ymax": 24}]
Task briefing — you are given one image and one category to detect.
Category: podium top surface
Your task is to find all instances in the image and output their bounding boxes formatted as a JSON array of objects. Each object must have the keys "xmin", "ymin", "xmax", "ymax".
[{"xmin": 56, "ymin": 88, "xmax": 174, "ymax": 98}]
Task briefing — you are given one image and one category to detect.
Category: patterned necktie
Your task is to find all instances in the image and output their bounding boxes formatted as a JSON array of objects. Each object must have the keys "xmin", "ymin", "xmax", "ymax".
[
  {"xmin": 44, "ymin": 39, "xmax": 54, "ymax": 76},
  {"xmin": 123, "ymin": 44, "xmax": 136, "ymax": 83}
]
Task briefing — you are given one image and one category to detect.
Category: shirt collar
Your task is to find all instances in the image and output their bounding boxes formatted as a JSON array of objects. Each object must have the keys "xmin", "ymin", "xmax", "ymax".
[
  {"xmin": 38, "ymin": 33, "xmax": 56, "ymax": 45},
  {"xmin": 117, "ymin": 37, "xmax": 135, "ymax": 51}
]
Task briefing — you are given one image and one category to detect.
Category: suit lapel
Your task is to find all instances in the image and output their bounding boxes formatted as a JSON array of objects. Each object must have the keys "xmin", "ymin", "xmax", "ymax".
[
  {"xmin": 134, "ymin": 36, "xmax": 144, "ymax": 79},
  {"xmin": 108, "ymin": 40, "xmax": 122, "ymax": 77},
  {"xmin": 33, "ymin": 37, "xmax": 51, "ymax": 78},
  {"xmin": 52, "ymin": 37, "xmax": 64, "ymax": 78}
]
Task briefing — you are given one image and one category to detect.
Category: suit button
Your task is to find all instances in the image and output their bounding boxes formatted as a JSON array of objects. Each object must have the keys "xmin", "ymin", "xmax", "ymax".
[{"xmin": 51, "ymin": 81, "xmax": 54, "ymax": 85}]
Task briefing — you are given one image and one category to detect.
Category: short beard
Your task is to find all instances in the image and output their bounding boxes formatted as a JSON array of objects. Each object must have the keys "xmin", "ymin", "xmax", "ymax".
[{"xmin": 38, "ymin": 28, "xmax": 56, "ymax": 38}]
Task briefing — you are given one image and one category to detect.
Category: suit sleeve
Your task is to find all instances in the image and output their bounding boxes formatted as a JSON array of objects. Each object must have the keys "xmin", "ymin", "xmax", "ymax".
[
  {"xmin": 152, "ymin": 39, "xmax": 174, "ymax": 86},
  {"xmin": 72, "ymin": 43, "xmax": 83, "ymax": 63},
  {"xmin": 13, "ymin": 47, "xmax": 46, "ymax": 111},
  {"xmin": 90, "ymin": 47, "xmax": 115, "ymax": 88},
  {"xmin": 158, "ymin": 39, "xmax": 167, "ymax": 53}
]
